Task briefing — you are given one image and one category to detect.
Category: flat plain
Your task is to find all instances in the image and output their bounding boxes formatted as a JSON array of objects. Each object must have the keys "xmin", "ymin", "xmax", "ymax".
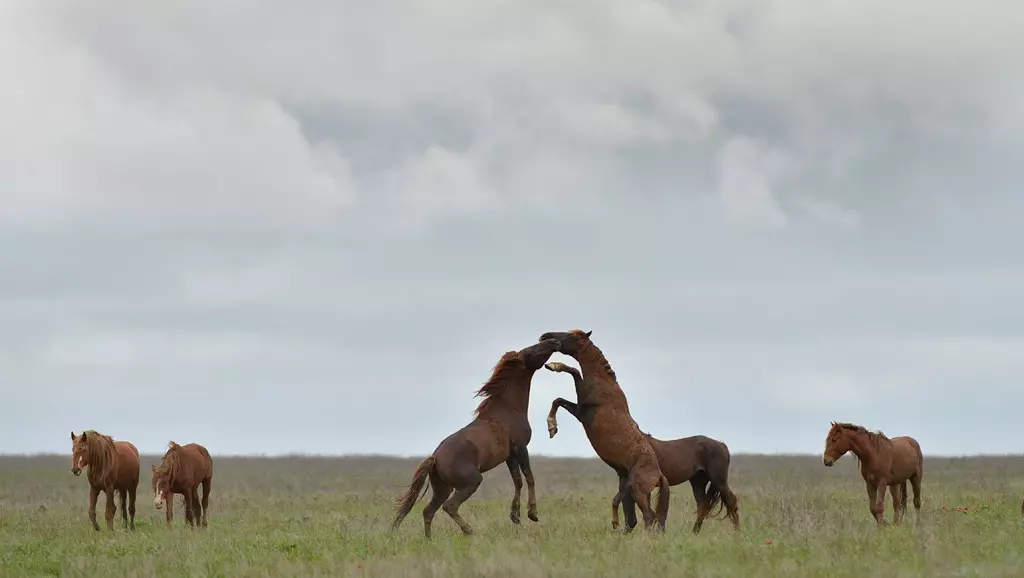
[{"xmin": 2, "ymin": 453, "xmax": 1024, "ymax": 577}]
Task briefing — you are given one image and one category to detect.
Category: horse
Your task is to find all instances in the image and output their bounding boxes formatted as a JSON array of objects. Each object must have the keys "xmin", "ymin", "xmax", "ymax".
[
  {"xmin": 544, "ymin": 361, "xmax": 739, "ymax": 533},
  {"xmin": 69, "ymin": 430, "xmax": 140, "ymax": 531},
  {"xmin": 151, "ymin": 441, "xmax": 214, "ymax": 528},
  {"xmin": 537, "ymin": 329, "xmax": 670, "ymax": 532},
  {"xmin": 822, "ymin": 421, "xmax": 924, "ymax": 526},
  {"xmin": 391, "ymin": 338, "xmax": 561, "ymax": 538}
]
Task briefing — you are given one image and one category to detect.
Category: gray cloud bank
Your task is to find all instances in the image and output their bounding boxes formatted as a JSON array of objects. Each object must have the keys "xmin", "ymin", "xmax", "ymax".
[{"xmin": 2, "ymin": 1, "xmax": 1023, "ymax": 456}]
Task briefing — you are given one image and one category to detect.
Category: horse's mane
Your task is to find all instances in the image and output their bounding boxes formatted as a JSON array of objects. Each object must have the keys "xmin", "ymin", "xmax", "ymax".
[
  {"xmin": 571, "ymin": 329, "xmax": 617, "ymax": 381},
  {"xmin": 834, "ymin": 422, "xmax": 891, "ymax": 454},
  {"xmin": 153, "ymin": 441, "xmax": 183, "ymax": 485},
  {"xmin": 82, "ymin": 430, "xmax": 118, "ymax": 485},
  {"xmin": 473, "ymin": 350, "xmax": 524, "ymax": 416}
]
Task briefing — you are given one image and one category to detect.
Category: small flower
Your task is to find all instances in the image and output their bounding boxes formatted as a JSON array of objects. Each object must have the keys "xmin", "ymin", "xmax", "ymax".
[{"xmin": 765, "ymin": 539, "xmax": 772, "ymax": 545}]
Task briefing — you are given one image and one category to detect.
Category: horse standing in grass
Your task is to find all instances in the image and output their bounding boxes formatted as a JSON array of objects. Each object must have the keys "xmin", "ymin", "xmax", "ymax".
[
  {"xmin": 70, "ymin": 430, "xmax": 140, "ymax": 531},
  {"xmin": 545, "ymin": 362, "xmax": 739, "ymax": 533},
  {"xmin": 391, "ymin": 338, "xmax": 561, "ymax": 538},
  {"xmin": 152, "ymin": 441, "xmax": 214, "ymax": 528},
  {"xmin": 538, "ymin": 329, "xmax": 670, "ymax": 532},
  {"xmin": 822, "ymin": 421, "xmax": 924, "ymax": 526}
]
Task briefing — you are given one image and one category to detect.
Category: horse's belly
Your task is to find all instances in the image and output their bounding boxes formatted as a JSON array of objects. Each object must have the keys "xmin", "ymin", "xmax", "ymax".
[{"xmin": 583, "ymin": 411, "xmax": 643, "ymax": 469}]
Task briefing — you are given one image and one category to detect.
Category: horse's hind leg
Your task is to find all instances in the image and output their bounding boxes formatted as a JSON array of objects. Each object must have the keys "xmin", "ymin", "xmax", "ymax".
[
  {"xmin": 119, "ymin": 490, "xmax": 128, "ymax": 528},
  {"xmin": 200, "ymin": 478, "xmax": 211, "ymax": 528},
  {"xmin": 190, "ymin": 488, "xmax": 202, "ymax": 530},
  {"xmin": 611, "ymin": 488, "xmax": 625, "ymax": 530},
  {"xmin": 617, "ymin": 469, "xmax": 638, "ymax": 532},
  {"xmin": 516, "ymin": 447, "xmax": 540, "ymax": 522},
  {"xmin": 183, "ymin": 489, "xmax": 196, "ymax": 527},
  {"xmin": 910, "ymin": 474, "xmax": 923, "ymax": 523},
  {"xmin": 128, "ymin": 486, "xmax": 137, "ymax": 531},
  {"xmin": 422, "ymin": 474, "xmax": 452, "ymax": 539},
  {"xmin": 889, "ymin": 483, "xmax": 902, "ymax": 524},
  {"xmin": 689, "ymin": 473, "xmax": 709, "ymax": 534},
  {"xmin": 442, "ymin": 471, "xmax": 483, "ymax": 536},
  {"xmin": 505, "ymin": 455, "xmax": 523, "ymax": 524}
]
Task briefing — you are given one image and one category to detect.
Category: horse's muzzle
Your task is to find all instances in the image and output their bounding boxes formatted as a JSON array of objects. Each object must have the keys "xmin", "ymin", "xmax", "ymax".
[
  {"xmin": 71, "ymin": 468, "xmax": 81, "ymax": 476},
  {"xmin": 823, "ymin": 457, "xmax": 834, "ymax": 467}
]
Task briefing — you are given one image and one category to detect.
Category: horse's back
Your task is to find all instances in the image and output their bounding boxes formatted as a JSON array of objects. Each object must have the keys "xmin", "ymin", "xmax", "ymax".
[
  {"xmin": 183, "ymin": 443, "xmax": 214, "ymax": 480},
  {"xmin": 113, "ymin": 440, "xmax": 140, "ymax": 488},
  {"xmin": 889, "ymin": 436, "xmax": 923, "ymax": 480}
]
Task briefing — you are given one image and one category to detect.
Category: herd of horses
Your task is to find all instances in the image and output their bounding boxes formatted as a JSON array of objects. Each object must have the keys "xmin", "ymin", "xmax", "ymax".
[
  {"xmin": 65, "ymin": 328, "xmax": 1007, "ymax": 535},
  {"xmin": 390, "ymin": 328, "xmax": 933, "ymax": 537},
  {"xmin": 68, "ymin": 431, "xmax": 213, "ymax": 531}
]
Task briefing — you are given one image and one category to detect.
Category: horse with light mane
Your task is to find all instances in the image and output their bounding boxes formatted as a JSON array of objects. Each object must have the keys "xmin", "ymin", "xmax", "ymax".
[
  {"xmin": 151, "ymin": 441, "xmax": 214, "ymax": 528},
  {"xmin": 537, "ymin": 329, "xmax": 670, "ymax": 532},
  {"xmin": 823, "ymin": 421, "xmax": 923, "ymax": 526},
  {"xmin": 545, "ymin": 361, "xmax": 739, "ymax": 533},
  {"xmin": 391, "ymin": 339, "xmax": 561, "ymax": 537},
  {"xmin": 70, "ymin": 430, "xmax": 140, "ymax": 531}
]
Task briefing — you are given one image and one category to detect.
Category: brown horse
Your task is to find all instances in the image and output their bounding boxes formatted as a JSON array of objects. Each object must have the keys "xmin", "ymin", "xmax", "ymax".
[
  {"xmin": 823, "ymin": 421, "xmax": 924, "ymax": 526},
  {"xmin": 70, "ymin": 430, "xmax": 140, "ymax": 531},
  {"xmin": 537, "ymin": 329, "xmax": 670, "ymax": 532},
  {"xmin": 545, "ymin": 361, "xmax": 739, "ymax": 533},
  {"xmin": 391, "ymin": 338, "xmax": 561, "ymax": 537},
  {"xmin": 151, "ymin": 441, "xmax": 214, "ymax": 528}
]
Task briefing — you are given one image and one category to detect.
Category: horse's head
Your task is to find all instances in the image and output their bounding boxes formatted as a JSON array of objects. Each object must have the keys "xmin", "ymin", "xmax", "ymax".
[
  {"xmin": 151, "ymin": 465, "xmax": 171, "ymax": 510},
  {"xmin": 823, "ymin": 422, "xmax": 852, "ymax": 466},
  {"xmin": 537, "ymin": 329, "xmax": 592, "ymax": 357},
  {"xmin": 520, "ymin": 338, "xmax": 561, "ymax": 371},
  {"xmin": 70, "ymin": 431, "xmax": 88, "ymax": 476}
]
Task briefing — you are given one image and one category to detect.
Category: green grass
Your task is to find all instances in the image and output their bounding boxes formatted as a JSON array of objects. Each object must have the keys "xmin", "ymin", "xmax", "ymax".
[{"xmin": 2, "ymin": 454, "xmax": 1024, "ymax": 577}]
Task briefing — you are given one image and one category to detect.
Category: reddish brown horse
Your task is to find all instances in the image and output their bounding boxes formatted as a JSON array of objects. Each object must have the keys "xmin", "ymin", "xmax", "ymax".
[
  {"xmin": 537, "ymin": 329, "xmax": 670, "ymax": 532},
  {"xmin": 151, "ymin": 441, "xmax": 214, "ymax": 528},
  {"xmin": 545, "ymin": 362, "xmax": 739, "ymax": 533},
  {"xmin": 70, "ymin": 430, "xmax": 140, "ymax": 531},
  {"xmin": 391, "ymin": 339, "xmax": 561, "ymax": 537},
  {"xmin": 823, "ymin": 421, "xmax": 924, "ymax": 526}
]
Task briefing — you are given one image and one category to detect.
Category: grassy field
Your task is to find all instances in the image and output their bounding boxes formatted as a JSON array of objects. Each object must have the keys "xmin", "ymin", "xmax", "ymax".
[{"xmin": 2, "ymin": 453, "xmax": 1024, "ymax": 577}]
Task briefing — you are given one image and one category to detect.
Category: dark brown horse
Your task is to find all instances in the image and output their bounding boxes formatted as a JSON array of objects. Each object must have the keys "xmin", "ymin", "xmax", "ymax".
[
  {"xmin": 391, "ymin": 338, "xmax": 561, "ymax": 537},
  {"xmin": 537, "ymin": 329, "xmax": 670, "ymax": 532},
  {"xmin": 545, "ymin": 361, "xmax": 739, "ymax": 533},
  {"xmin": 823, "ymin": 421, "xmax": 924, "ymax": 526},
  {"xmin": 70, "ymin": 430, "xmax": 140, "ymax": 531},
  {"xmin": 152, "ymin": 441, "xmax": 214, "ymax": 528}
]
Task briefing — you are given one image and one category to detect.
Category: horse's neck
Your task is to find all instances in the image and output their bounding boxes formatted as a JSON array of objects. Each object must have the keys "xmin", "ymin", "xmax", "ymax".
[
  {"xmin": 849, "ymin": 435, "xmax": 883, "ymax": 468},
  {"xmin": 575, "ymin": 344, "xmax": 618, "ymax": 386},
  {"xmin": 500, "ymin": 379, "xmax": 532, "ymax": 414}
]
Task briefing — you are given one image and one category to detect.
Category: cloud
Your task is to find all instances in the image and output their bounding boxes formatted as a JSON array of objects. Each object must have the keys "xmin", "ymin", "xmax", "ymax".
[{"xmin": 1, "ymin": 0, "xmax": 1023, "ymax": 455}]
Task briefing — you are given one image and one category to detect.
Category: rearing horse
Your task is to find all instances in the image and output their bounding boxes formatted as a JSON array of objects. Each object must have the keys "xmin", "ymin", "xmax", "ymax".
[
  {"xmin": 537, "ymin": 329, "xmax": 670, "ymax": 532},
  {"xmin": 391, "ymin": 338, "xmax": 561, "ymax": 537}
]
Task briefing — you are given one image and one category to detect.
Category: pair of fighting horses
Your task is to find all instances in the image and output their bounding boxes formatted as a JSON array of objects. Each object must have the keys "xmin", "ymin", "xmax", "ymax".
[
  {"xmin": 69, "ymin": 431, "xmax": 213, "ymax": 530},
  {"xmin": 391, "ymin": 329, "xmax": 740, "ymax": 537}
]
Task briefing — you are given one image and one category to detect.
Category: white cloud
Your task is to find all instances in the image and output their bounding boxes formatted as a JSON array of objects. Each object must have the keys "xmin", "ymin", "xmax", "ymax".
[{"xmin": 715, "ymin": 135, "xmax": 792, "ymax": 229}]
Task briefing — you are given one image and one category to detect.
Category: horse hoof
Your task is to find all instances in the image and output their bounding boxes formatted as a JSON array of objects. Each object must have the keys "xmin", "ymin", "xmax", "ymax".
[
  {"xmin": 528, "ymin": 512, "xmax": 539, "ymax": 522},
  {"xmin": 510, "ymin": 512, "xmax": 520, "ymax": 524}
]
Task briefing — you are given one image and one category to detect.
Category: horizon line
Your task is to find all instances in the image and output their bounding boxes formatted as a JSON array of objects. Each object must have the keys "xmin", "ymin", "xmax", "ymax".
[{"xmin": 5, "ymin": 451, "xmax": 1024, "ymax": 459}]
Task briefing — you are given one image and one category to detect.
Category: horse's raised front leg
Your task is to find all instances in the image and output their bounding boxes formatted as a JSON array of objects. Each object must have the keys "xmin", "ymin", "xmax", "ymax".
[{"xmin": 546, "ymin": 398, "xmax": 579, "ymax": 439}]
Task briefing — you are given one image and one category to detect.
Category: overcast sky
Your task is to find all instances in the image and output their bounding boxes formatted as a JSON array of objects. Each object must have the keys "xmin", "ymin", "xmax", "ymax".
[{"xmin": 2, "ymin": 1, "xmax": 1023, "ymax": 457}]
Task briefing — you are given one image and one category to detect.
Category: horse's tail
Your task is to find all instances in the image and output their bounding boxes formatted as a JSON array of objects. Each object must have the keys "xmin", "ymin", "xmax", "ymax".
[
  {"xmin": 391, "ymin": 455, "xmax": 435, "ymax": 530},
  {"xmin": 703, "ymin": 438, "xmax": 730, "ymax": 520},
  {"xmin": 655, "ymin": 473, "xmax": 671, "ymax": 529}
]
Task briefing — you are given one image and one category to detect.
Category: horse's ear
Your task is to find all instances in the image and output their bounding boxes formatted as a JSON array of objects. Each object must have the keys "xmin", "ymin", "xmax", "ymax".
[
  {"xmin": 70, "ymin": 431, "xmax": 75, "ymax": 440},
  {"xmin": 80, "ymin": 432, "xmax": 87, "ymax": 441},
  {"xmin": 584, "ymin": 330, "xmax": 592, "ymax": 338}
]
